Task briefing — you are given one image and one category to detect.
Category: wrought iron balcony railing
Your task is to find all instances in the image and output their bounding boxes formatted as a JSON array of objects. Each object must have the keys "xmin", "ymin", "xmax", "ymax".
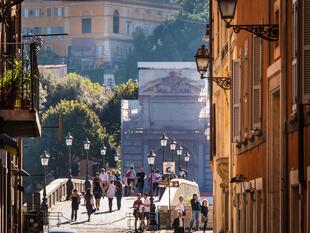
[{"xmin": 0, "ymin": 42, "xmax": 39, "ymax": 111}]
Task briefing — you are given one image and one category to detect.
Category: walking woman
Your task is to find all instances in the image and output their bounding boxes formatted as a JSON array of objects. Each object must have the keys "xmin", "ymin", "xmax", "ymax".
[
  {"xmin": 93, "ymin": 172, "xmax": 103, "ymax": 211},
  {"xmin": 70, "ymin": 189, "xmax": 80, "ymax": 221},
  {"xmin": 115, "ymin": 180, "xmax": 123, "ymax": 210},
  {"xmin": 106, "ymin": 180, "xmax": 117, "ymax": 212},
  {"xmin": 201, "ymin": 200, "xmax": 209, "ymax": 233},
  {"xmin": 84, "ymin": 188, "xmax": 94, "ymax": 221}
]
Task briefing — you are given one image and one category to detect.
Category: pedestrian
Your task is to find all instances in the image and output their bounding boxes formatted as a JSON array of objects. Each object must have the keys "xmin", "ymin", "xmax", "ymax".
[
  {"xmin": 172, "ymin": 210, "xmax": 185, "ymax": 233},
  {"xmin": 152, "ymin": 169, "xmax": 161, "ymax": 196},
  {"xmin": 84, "ymin": 188, "xmax": 94, "ymax": 222},
  {"xmin": 188, "ymin": 194, "xmax": 201, "ymax": 232},
  {"xmin": 115, "ymin": 180, "xmax": 123, "ymax": 210},
  {"xmin": 141, "ymin": 193, "xmax": 151, "ymax": 229},
  {"xmin": 107, "ymin": 180, "xmax": 117, "ymax": 212},
  {"xmin": 133, "ymin": 193, "xmax": 143, "ymax": 232},
  {"xmin": 99, "ymin": 168, "xmax": 109, "ymax": 195},
  {"xmin": 93, "ymin": 172, "xmax": 103, "ymax": 211},
  {"xmin": 201, "ymin": 200, "xmax": 209, "ymax": 233},
  {"xmin": 175, "ymin": 195, "xmax": 185, "ymax": 216},
  {"xmin": 125, "ymin": 167, "xmax": 136, "ymax": 195},
  {"xmin": 136, "ymin": 167, "xmax": 146, "ymax": 194},
  {"xmin": 115, "ymin": 170, "xmax": 122, "ymax": 181},
  {"xmin": 70, "ymin": 188, "xmax": 80, "ymax": 221}
]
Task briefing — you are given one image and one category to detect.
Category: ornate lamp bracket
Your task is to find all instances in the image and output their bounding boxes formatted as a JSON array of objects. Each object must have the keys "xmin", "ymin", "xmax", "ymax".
[
  {"xmin": 227, "ymin": 23, "xmax": 279, "ymax": 41},
  {"xmin": 201, "ymin": 75, "xmax": 232, "ymax": 90},
  {"xmin": 0, "ymin": 0, "xmax": 24, "ymax": 26}
]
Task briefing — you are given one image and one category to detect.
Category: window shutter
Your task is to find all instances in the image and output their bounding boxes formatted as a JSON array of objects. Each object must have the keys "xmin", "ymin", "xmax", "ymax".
[
  {"xmin": 232, "ymin": 59, "xmax": 241, "ymax": 142},
  {"xmin": 302, "ymin": 0, "xmax": 310, "ymax": 103},
  {"xmin": 252, "ymin": 36, "xmax": 262, "ymax": 129},
  {"xmin": 292, "ymin": 0, "xmax": 298, "ymax": 111},
  {"xmin": 243, "ymin": 40, "xmax": 249, "ymax": 134},
  {"xmin": 211, "ymin": 104, "xmax": 216, "ymax": 156}
]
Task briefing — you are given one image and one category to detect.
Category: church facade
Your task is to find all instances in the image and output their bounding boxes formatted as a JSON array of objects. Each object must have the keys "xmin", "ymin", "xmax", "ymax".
[{"xmin": 121, "ymin": 62, "xmax": 212, "ymax": 192}]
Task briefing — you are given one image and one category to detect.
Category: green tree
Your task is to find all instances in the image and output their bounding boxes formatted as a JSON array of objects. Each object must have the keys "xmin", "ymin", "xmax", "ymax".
[
  {"xmin": 115, "ymin": 1, "xmax": 208, "ymax": 83},
  {"xmin": 100, "ymin": 79, "xmax": 139, "ymax": 146},
  {"xmin": 24, "ymin": 100, "xmax": 106, "ymax": 178}
]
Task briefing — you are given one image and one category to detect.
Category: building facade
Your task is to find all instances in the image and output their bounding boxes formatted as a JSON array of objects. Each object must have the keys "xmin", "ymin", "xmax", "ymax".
[
  {"xmin": 211, "ymin": 0, "xmax": 310, "ymax": 232},
  {"xmin": 22, "ymin": 0, "xmax": 178, "ymax": 72},
  {"xmin": 0, "ymin": 1, "xmax": 41, "ymax": 233},
  {"xmin": 121, "ymin": 62, "xmax": 212, "ymax": 192}
]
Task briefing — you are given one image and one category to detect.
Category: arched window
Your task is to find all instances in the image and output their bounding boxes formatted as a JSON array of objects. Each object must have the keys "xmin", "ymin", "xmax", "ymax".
[{"xmin": 113, "ymin": 10, "xmax": 119, "ymax": 34}]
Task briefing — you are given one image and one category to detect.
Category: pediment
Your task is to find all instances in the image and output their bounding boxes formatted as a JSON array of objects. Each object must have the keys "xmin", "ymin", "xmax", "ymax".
[{"xmin": 140, "ymin": 71, "xmax": 203, "ymax": 95}]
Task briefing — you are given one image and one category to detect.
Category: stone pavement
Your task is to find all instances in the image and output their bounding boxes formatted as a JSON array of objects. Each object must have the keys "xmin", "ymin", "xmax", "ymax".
[{"xmin": 48, "ymin": 196, "xmax": 212, "ymax": 233}]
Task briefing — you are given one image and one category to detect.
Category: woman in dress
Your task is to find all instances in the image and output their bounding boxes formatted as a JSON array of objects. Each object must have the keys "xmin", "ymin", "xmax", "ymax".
[
  {"xmin": 92, "ymin": 172, "xmax": 103, "ymax": 211},
  {"xmin": 70, "ymin": 189, "xmax": 80, "ymax": 221},
  {"xmin": 84, "ymin": 188, "xmax": 94, "ymax": 221},
  {"xmin": 201, "ymin": 199, "xmax": 209, "ymax": 233}
]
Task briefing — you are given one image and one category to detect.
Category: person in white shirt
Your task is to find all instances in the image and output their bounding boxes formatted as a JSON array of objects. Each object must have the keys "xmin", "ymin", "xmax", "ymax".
[
  {"xmin": 99, "ymin": 168, "xmax": 109, "ymax": 195},
  {"xmin": 106, "ymin": 180, "xmax": 117, "ymax": 212},
  {"xmin": 175, "ymin": 196, "xmax": 185, "ymax": 214},
  {"xmin": 141, "ymin": 193, "xmax": 151, "ymax": 229}
]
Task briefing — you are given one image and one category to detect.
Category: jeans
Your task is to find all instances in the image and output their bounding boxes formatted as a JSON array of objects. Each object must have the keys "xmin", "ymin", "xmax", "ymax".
[
  {"xmin": 108, "ymin": 198, "xmax": 113, "ymax": 212},
  {"xmin": 116, "ymin": 196, "xmax": 122, "ymax": 210},
  {"xmin": 203, "ymin": 220, "xmax": 208, "ymax": 231},
  {"xmin": 189, "ymin": 210, "xmax": 200, "ymax": 230},
  {"xmin": 71, "ymin": 209, "xmax": 77, "ymax": 220},
  {"xmin": 153, "ymin": 182, "xmax": 159, "ymax": 196}
]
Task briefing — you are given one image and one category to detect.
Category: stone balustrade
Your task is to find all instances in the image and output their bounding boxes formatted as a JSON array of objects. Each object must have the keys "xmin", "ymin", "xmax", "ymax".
[{"xmin": 39, "ymin": 178, "xmax": 85, "ymax": 209}]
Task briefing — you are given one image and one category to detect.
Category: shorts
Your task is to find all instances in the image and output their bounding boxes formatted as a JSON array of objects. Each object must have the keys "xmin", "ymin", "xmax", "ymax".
[
  {"xmin": 143, "ymin": 212, "xmax": 150, "ymax": 220},
  {"xmin": 133, "ymin": 210, "xmax": 143, "ymax": 219}
]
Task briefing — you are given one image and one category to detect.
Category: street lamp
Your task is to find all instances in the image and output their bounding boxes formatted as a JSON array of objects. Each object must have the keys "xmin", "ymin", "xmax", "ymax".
[
  {"xmin": 169, "ymin": 139, "xmax": 177, "ymax": 161},
  {"xmin": 83, "ymin": 138, "xmax": 91, "ymax": 191},
  {"xmin": 184, "ymin": 152, "xmax": 191, "ymax": 175},
  {"xmin": 40, "ymin": 151, "xmax": 49, "ymax": 225},
  {"xmin": 195, "ymin": 45, "xmax": 232, "ymax": 90},
  {"xmin": 176, "ymin": 144, "xmax": 183, "ymax": 170},
  {"xmin": 65, "ymin": 132, "xmax": 74, "ymax": 200},
  {"xmin": 217, "ymin": 0, "xmax": 279, "ymax": 41},
  {"xmin": 147, "ymin": 150, "xmax": 157, "ymax": 229},
  {"xmin": 100, "ymin": 145, "xmax": 107, "ymax": 169},
  {"xmin": 160, "ymin": 133, "xmax": 168, "ymax": 162}
]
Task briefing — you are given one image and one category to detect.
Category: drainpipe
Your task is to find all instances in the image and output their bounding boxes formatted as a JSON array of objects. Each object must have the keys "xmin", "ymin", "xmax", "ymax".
[{"xmin": 280, "ymin": 0, "xmax": 289, "ymax": 232}]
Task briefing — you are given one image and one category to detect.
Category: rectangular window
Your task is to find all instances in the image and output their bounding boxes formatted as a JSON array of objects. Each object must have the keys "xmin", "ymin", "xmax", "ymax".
[
  {"xmin": 302, "ymin": 0, "xmax": 310, "ymax": 103},
  {"xmin": 33, "ymin": 27, "xmax": 41, "ymax": 34},
  {"xmin": 96, "ymin": 45, "xmax": 104, "ymax": 57},
  {"xmin": 22, "ymin": 27, "xmax": 29, "ymax": 35},
  {"xmin": 243, "ymin": 39, "xmax": 249, "ymax": 136},
  {"xmin": 46, "ymin": 8, "xmax": 52, "ymax": 17},
  {"xmin": 23, "ymin": 8, "xmax": 29, "ymax": 18},
  {"xmin": 252, "ymin": 36, "xmax": 263, "ymax": 130},
  {"xmin": 232, "ymin": 59, "xmax": 241, "ymax": 142},
  {"xmin": 292, "ymin": 0, "xmax": 298, "ymax": 111},
  {"xmin": 55, "ymin": 7, "xmax": 63, "ymax": 17},
  {"xmin": 34, "ymin": 8, "xmax": 40, "ymax": 17},
  {"xmin": 82, "ymin": 18, "xmax": 91, "ymax": 33}
]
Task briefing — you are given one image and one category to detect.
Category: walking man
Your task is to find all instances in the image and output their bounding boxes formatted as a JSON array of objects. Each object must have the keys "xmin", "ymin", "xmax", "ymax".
[
  {"xmin": 125, "ymin": 167, "xmax": 136, "ymax": 195},
  {"xmin": 188, "ymin": 193, "xmax": 201, "ymax": 232},
  {"xmin": 107, "ymin": 180, "xmax": 117, "ymax": 212},
  {"xmin": 136, "ymin": 167, "xmax": 146, "ymax": 194}
]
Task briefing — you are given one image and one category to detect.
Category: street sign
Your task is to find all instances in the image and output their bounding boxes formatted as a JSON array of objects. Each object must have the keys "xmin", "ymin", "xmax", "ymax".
[
  {"xmin": 163, "ymin": 161, "xmax": 175, "ymax": 175},
  {"xmin": 158, "ymin": 180, "xmax": 180, "ymax": 188}
]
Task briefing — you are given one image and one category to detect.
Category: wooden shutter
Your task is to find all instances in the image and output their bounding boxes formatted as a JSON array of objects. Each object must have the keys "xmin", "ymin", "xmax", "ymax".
[
  {"xmin": 211, "ymin": 104, "xmax": 216, "ymax": 156},
  {"xmin": 292, "ymin": 0, "xmax": 298, "ymax": 111},
  {"xmin": 232, "ymin": 59, "xmax": 241, "ymax": 142},
  {"xmin": 243, "ymin": 40, "xmax": 249, "ymax": 134},
  {"xmin": 303, "ymin": 0, "xmax": 310, "ymax": 103},
  {"xmin": 252, "ymin": 36, "xmax": 262, "ymax": 129}
]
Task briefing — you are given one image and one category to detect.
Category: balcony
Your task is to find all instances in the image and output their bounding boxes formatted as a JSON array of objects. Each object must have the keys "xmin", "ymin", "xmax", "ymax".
[{"xmin": 0, "ymin": 43, "xmax": 41, "ymax": 137}]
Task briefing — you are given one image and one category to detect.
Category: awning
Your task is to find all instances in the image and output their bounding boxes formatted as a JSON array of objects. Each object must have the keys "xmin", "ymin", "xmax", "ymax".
[{"xmin": 0, "ymin": 133, "xmax": 18, "ymax": 154}]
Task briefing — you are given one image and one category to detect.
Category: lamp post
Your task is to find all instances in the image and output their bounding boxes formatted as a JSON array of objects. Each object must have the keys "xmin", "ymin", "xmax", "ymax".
[
  {"xmin": 147, "ymin": 150, "xmax": 157, "ymax": 229},
  {"xmin": 40, "ymin": 151, "xmax": 49, "ymax": 225},
  {"xmin": 184, "ymin": 152, "xmax": 191, "ymax": 178},
  {"xmin": 83, "ymin": 138, "xmax": 91, "ymax": 191},
  {"xmin": 217, "ymin": 0, "xmax": 279, "ymax": 41},
  {"xmin": 100, "ymin": 145, "xmax": 107, "ymax": 169},
  {"xmin": 114, "ymin": 153, "xmax": 120, "ymax": 168},
  {"xmin": 176, "ymin": 144, "xmax": 183, "ymax": 170},
  {"xmin": 160, "ymin": 133, "xmax": 168, "ymax": 162},
  {"xmin": 169, "ymin": 139, "xmax": 176, "ymax": 162},
  {"xmin": 65, "ymin": 132, "xmax": 74, "ymax": 200}
]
